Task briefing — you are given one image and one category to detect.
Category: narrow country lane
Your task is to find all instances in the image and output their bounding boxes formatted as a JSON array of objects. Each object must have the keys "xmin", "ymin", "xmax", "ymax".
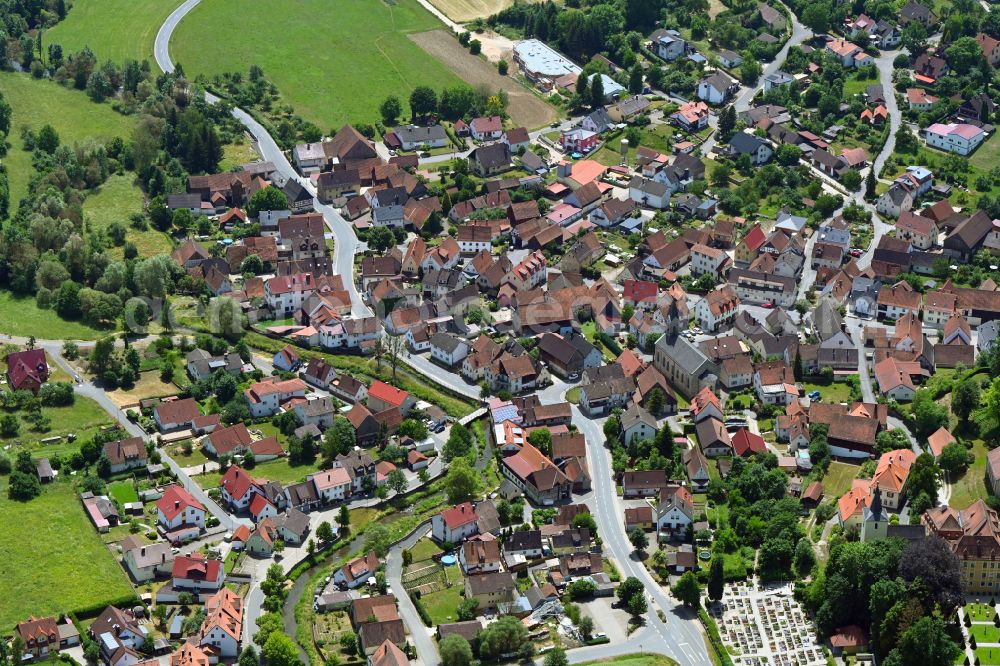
[
  {"xmin": 41, "ymin": 342, "xmax": 243, "ymax": 532},
  {"xmin": 733, "ymin": 4, "xmax": 812, "ymax": 113},
  {"xmin": 855, "ymin": 49, "xmax": 904, "ymax": 270}
]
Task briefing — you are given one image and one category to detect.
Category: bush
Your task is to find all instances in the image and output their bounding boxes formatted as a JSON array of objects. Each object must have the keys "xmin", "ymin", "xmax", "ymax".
[
  {"xmin": 698, "ymin": 607, "xmax": 735, "ymax": 666},
  {"xmin": 412, "ymin": 597, "xmax": 433, "ymax": 627}
]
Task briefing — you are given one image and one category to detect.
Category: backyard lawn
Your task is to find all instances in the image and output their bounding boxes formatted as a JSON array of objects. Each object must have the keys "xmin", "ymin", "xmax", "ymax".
[
  {"xmin": 104, "ymin": 370, "xmax": 181, "ymax": 408},
  {"xmin": 194, "ymin": 457, "xmax": 321, "ymax": 489},
  {"xmin": 108, "ymin": 480, "xmax": 140, "ymax": 505},
  {"xmin": 165, "ymin": 442, "xmax": 212, "ymax": 468},
  {"xmin": 821, "ymin": 461, "xmax": 861, "ymax": 500},
  {"xmin": 0, "ymin": 479, "xmax": 136, "ymax": 628},
  {"xmin": 949, "ymin": 439, "xmax": 991, "ymax": 509},
  {"xmin": 219, "ymin": 141, "xmax": 260, "ymax": 171},
  {"xmin": 409, "ymin": 537, "xmax": 444, "ymax": 563},
  {"xmin": 0, "ymin": 73, "xmax": 136, "ymax": 207},
  {"xmin": 418, "ymin": 583, "xmax": 465, "ymax": 625},
  {"xmin": 47, "ymin": 0, "xmax": 182, "ymax": 65},
  {"xmin": 172, "ymin": 0, "xmax": 462, "ymax": 129},
  {"xmin": 592, "ymin": 125, "xmax": 681, "ymax": 167},
  {"xmin": 82, "ymin": 175, "xmax": 173, "ymax": 259},
  {"xmin": 0, "ymin": 291, "xmax": 107, "ymax": 340},
  {"xmin": 802, "ymin": 379, "xmax": 852, "ymax": 404}
]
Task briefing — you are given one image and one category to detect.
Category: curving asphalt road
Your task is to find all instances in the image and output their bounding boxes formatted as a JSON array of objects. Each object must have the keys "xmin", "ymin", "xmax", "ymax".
[
  {"xmin": 733, "ymin": 3, "xmax": 812, "ymax": 114},
  {"xmin": 155, "ymin": 0, "xmax": 370, "ymax": 319}
]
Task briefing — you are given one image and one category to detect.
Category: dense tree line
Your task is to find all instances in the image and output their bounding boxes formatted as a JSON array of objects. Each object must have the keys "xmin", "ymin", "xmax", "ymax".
[{"xmin": 801, "ymin": 535, "xmax": 961, "ymax": 664}]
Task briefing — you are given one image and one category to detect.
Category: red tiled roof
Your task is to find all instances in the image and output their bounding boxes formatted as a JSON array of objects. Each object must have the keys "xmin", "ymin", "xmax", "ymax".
[
  {"xmin": 623, "ymin": 279, "xmax": 658, "ymax": 304},
  {"xmin": 155, "ymin": 398, "xmax": 200, "ymax": 425},
  {"xmin": 440, "ymin": 502, "xmax": 478, "ymax": 530},
  {"xmin": 6, "ymin": 349, "xmax": 48, "ymax": 391},
  {"xmin": 368, "ymin": 380, "xmax": 410, "ymax": 407},
  {"xmin": 927, "ymin": 427, "xmax": 956, "ymax": 457},
  {"xmin": 220, "ymin": 465, "xmax": 261, "ymax": 501},
  {"xmin": 731, "ymin": 428, "xmax": 767, "ymax": 457},
  {"xmin": 172, "ymin": 553, "xmax": 221, "ymax": 581},
  {"xmin": 157, "ymin": 484, "xmax": 205, "ymax": 521},
  {"xmin": 249, "ymin": 493, "xmax": 274, "ymax": 517}
]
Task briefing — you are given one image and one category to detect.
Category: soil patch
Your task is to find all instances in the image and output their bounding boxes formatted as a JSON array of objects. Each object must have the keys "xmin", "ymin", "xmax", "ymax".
[{"xmin": 409, "ymin": 30, "xmax": 557, "ymax": 129}]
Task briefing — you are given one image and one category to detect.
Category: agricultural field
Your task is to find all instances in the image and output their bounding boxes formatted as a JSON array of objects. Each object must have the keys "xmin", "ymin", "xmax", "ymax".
[
  {"xmin": 0, "ymin": 479, "xmax": 136, "ymax": 628},
  {"xmin": 0, "ymin": 73, "xmax": 136, "ymax": 207},
  {"xmin": 47, "ymin": 0, "xmax": 181, "ymax": 65},
  {"xmin": 83, "ymin": 175, "xmax": 173, "ymax": 259},
  {"xmin": 172, "ymin": 0, "xmax": 463, "ymax": 130},
  {"xmin": 426, "ymin": 0, "xmax": 524, "ymax": 22}
]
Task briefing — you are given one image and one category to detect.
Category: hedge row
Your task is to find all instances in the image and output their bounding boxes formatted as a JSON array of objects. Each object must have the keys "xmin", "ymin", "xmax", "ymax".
[
  {"xmin": 412, "ymin": 596, "xmax": 433, "ymax": 627},
  {"xmin": 698, "ymin": 607, "xmax": 735, "ymax": 666}
]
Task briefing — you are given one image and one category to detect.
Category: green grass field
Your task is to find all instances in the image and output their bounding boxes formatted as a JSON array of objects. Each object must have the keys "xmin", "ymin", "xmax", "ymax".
[
  {"xmin": 83, "ymin": 174, "xmax": 173, "ymax": 258},
  {"xmin": 1, "ymin": 396, "xmax": 117, "ymax": 458},
  {"xmin": 978, "ymin": 646, "xmax": 1000, "ymax": 666},
  {"xmin": 0, "ymin": 479, "xmax": 136, "ymax": 627},
  {"xmin": 971, "ymin": 623, "xmax": 1000, "ymax": 643},
  {"xmin": 949, "ymin": 439, "xmax": 991, "ymax": 509},
  {"xmin": 166, "ymin": 441, "xmax": 212, "ymax": 468},
  {"xmin": 171, "ymin": 0, "xmax": 462, "ymax": 130},
  {"xmin": 418, "ymin": 583, "xmax": 464, "ymax": 625},
  {"xmin": 0, "ymin": 291, "xmax": 106, "ymax": 340},
  {"xmin": 802, "ymin": 379, "xmax": 852, "ymax": 404},
  {"xmin": 219, "ymin": 141, "xmax": 259, "ymax": 171},
  {"xmin": 108, "ymin": 480, "xmax": 140, "ymax": 505},
  {"xmin": 967, "ymin": 603, "xmax": 998, "ymax": 622},
  {"xmin": 409, "ymin": 537, "xmax": 444, "ymax": 563},
  {"xmin": 578, "ymin": 656, "xmax": 678, "ymax": 666},
  {"xmin": 971, "ymin": 133, "xmax": 1000, "ymax": 173},
  {"xmin": 193, "ymin": 457, "xmax": 320, "ymax": 489},
  {"xmin": 822, "ymin": 461, "xmax": 861, "ymax": 500},
  {"xmin": 47, "ymin": 0, "xmax": 180, "ymax": 66},
  {"xmin": 0, "ymin": 73, "xmax": 136, "ymax": 206}
]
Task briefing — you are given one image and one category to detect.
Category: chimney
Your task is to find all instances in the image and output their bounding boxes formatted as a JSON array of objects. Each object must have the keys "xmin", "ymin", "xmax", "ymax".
[
  {"xmin": 141, "ymin": 547, "xmax": 146, "ymax": 557},
  {"xmin": 175, "ymin": 501, "xmax": 180, "ymax": 509}
]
